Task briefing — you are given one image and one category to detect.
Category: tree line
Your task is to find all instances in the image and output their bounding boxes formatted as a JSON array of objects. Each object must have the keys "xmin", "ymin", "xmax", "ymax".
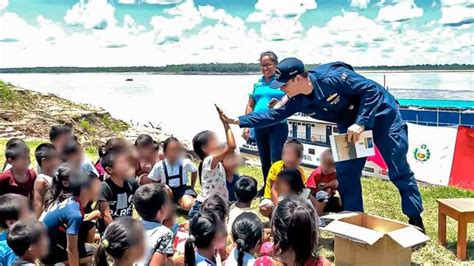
[{"xmin": 0, "ymin": 63, "xmax": 472, "ymax": 74}]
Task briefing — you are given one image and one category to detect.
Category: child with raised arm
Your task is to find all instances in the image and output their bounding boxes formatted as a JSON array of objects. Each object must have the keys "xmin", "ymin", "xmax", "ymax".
[{"xmin": 190, "ymin": 105, "xmax": 236, "ymax": 218}]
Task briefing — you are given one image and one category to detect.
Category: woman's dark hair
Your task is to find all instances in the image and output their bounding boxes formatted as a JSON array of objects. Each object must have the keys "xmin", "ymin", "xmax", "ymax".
[
  {"xmin": 277, "ymin": 169, "xmax": 305, "ymax": 194},
  {"xmin": 234, "ymin": 176, "xmax": 258, "ymax": 204},
  {"xmin": 272, "ymin": 196, "xmax": 319, "ymax": 265},
  {"xmin": 163, "ymin": 136, "xmax": 180, "ymax": 154},
  {"xmin": 185, "ymin": 211, "xmax": 222, "ymax": 266},
  {"xmin": 94, "ymin": 217, "xmax": 143, "ymax": 265},
  {"xmin": 259, "ymin": 51, "xmax": 278, "ymax": 64},
  {"xmin": 285, "ymin": 139, "xmax": 304, "ymax": 159},
  {"xmin": 232, "ymin": 212, "xmax": 263, "ymax": 266},
  {"xmin": 135, "ymin": 134, "xmax": 154, "ymax": 147},
  {"xmin": 201, "ymin": 195, "xmax": 229, "ymax": 221},
  {"xmin": 45, "ymin": 163, "xmax": 73, "ymax": 208}
]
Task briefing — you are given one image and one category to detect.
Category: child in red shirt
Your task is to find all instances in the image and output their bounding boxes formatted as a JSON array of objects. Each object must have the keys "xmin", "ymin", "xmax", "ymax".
[
  {"xmin": 306, "ymin": 149, "xmax": 342, "ymax": 213},
  {"xmin": 0, "ymin": 143, "xmax": 36, "ymax": 198}
]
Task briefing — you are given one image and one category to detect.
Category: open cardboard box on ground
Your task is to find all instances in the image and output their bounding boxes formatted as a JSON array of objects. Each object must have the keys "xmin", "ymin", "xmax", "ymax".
[{"xmin": 322, "ymin": 212, "xmax": 430, "ymax": 266}]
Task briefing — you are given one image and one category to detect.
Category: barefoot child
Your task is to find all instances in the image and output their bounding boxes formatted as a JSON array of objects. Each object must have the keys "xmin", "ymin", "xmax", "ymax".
[
  {"xmin": 148, "ymin": 136, "xmax": 198, "ymax": 211},
  {"xmin": 190, "ymin": 105, "xmax": 236, "ymax": 218}
]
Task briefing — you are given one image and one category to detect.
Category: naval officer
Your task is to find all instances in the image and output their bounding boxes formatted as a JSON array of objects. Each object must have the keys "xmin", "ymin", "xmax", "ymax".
[{"xmin": 220, "ymin": 57, "xmax": 425, "ymax": 231}]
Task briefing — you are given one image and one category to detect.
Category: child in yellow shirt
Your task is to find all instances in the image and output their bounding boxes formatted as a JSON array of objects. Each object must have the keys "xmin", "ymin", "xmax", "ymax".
[{"xmin": 259, "ymin": 139, "xmax": 306, "ymax": 218}]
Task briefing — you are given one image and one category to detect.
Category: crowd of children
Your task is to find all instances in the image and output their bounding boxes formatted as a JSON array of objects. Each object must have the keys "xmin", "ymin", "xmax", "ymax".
[{"xmin": 0, "ymin": 106, "xmax": 341, "ymax": 266}]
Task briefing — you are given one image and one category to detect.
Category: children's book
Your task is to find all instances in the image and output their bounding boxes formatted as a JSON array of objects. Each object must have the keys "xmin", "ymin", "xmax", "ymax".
[{"xmin": 330, "ymin": 130, "xmax": 375, "ymax": 162}]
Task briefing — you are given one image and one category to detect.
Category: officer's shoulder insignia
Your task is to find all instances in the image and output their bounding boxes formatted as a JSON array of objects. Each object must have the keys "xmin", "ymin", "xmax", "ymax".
[{"xmin": 341, "ymin": 72, "xmax": 348, "ymax": 81}]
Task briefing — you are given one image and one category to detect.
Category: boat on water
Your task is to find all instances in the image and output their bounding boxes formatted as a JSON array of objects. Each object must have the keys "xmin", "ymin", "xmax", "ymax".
[
  {"xmin": 239, "ymin": 98, "xmax": 474, "ymax": 169},
  {"xmin": 126, "ymin": 78, "xmax": 134, "ymax": 82}
]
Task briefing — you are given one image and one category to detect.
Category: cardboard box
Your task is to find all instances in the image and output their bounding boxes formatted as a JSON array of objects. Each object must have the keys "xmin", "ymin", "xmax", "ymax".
[{"xmin": 323, "ymin": 213, "xmax": 430, "ymax": 266}]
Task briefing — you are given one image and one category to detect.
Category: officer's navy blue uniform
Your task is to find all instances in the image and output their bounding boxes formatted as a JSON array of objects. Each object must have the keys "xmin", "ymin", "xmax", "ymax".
[{"xmin": 238, "ymin": 62, "xmax": 423, "ymax": 217}]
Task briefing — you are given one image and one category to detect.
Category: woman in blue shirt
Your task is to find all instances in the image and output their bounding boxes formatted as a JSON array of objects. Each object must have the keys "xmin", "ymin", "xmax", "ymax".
[{"xmin": 242, "ymin": 51, "xmax": 288, "ymax": 195}]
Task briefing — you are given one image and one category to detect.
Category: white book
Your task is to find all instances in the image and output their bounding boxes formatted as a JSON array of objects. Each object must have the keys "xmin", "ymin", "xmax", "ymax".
[{"xmin": 330, "ymin": 130, "xmax": 375, "ymax": 162}]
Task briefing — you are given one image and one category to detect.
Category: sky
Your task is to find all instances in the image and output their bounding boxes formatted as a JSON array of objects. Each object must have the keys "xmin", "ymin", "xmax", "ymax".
[{"xmin": 0, "ymin": 0, "xmax": 472, "ymax": 67}]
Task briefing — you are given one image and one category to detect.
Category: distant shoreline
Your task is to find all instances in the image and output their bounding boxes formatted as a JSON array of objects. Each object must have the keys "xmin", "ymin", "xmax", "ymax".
[
  {"xmin": 0, "ymin": 63, "xmax": 472, "ymax": 75},
  {"xmin": 1, "ymin": 69, "xmax": 473, "ymax": 75}
]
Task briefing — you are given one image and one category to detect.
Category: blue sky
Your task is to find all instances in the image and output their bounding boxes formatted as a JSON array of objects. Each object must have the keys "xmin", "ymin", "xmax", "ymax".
[{"xmin": 0, "ymin": 0, "xmax": 472, "ymax": 67}]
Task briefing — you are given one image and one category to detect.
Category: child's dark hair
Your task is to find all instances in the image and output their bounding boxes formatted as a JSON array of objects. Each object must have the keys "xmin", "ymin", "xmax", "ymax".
[
  {"xmin": 192, "ymin": 130, "xmax": 214, "ymax": 160},
  {"xmin": 285, "ymin": 139, "xmax": 304, "ymax": 159},
  {"xmin": 35, "ymin": 143, "xmax": 57, "ymax": 167},
  {"xmin": 234, "ymin": 176, "xmax": 258, "ymax": 204},
  {"xmin": 135, "ymin": 134, "xmax": 154, "ymax": 147},
  {"xmin": 101, "ymin": 149, "xmax": 128, "ymax": 174},
  {"xmin": 272, "ymin": 196, "xmax": 319, "ymax": 265},
  {"xmin": 49, "ymin": 124, "xmax": 73, "ymax": 142},
  {"xmin": 69, "ymin": 170, "xmax": 98, "ymax": 197},
  {"xmin": 62, "ymin": 139, "xmax": 81, "ymax": 159},
  {"xmin": 7, "ymin": 219, "xmax": 46, "ymax": 257},
  {"xmin": 94, "ymin": 217, "xmax": 143, "ymax": 265},
  {"xmin": 45, "ymin": 163, "xmax": 73, "ymax": 208},
  {"xmin": 133, "ymin": 183, "xmax": 168, "ymax": 221},
  {"xmin": 278, "ymin": 169, "xmax": 305, "ymax": 194},
  {"xmin": 232, "ymin": 212, "xmax": 263, "ymax": 266},
  {"xmin": 0, "ymin": 194, "xmax": 29, "ymax": 228},
  {"xmin": 185, "ymin": 211, "xmax": 223, "ymax": 266},
  {"xmin": 162, "ymin": 136, "xmax": 180, "ymax": 154},
  {"xmin": 201, "ymin": 195, "xmax": 229, "ymax": 221},
  {"xmin": 3, "ymin": 138, "xmax": 27, "ymax": 171},
  {"xmin": 5, "ymin": 145, "xmax": 29, "ymax": 161},
  {"xmin": 192, "ymin": 130, "xmax": 214, "ymax": 177},
  {"xmin": 5, "ymin": 138, "xmax": 26, "ymax": 149},
  {"xmin": 98, "ymin": 137, "xmax": 129, "ymax": 158}
]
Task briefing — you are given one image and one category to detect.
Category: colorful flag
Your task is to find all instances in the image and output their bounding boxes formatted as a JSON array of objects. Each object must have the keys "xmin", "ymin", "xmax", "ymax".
[
  {"xmin": 406, "ymin": 123, "xmax": 457, "ymax": 186},
  {"xmin": 449, "ymin": 126, "xmax": 474, "ymax": 190}
]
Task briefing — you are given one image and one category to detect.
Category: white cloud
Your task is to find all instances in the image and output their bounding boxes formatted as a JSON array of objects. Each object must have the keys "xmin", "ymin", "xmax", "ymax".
[
  {"xmin": 351, "ymin": 0, "xmax": 370, "ymax": 9},
  {"xmin": 439, "ymin": 0, "xmax": 474, "ymax": 26},
  {"xmin": 149, "ymin": 0, "xmax": 202, "ymax": 44},
  {"xmin": 0, "ymin": 0, "xmax": 8, "ymax": 12},
  {"xmin": 247, "ymin": 0, "xmax": 317, "ymax": 22},
  {"xmin": 0, "ymin": 0, "xmax": 473, "ymax": 67},
  {"xmin": 377, "ymin": 0, "xmax": 423, "ymax": 22},
  {"xmin": 247, "ymin": 0, "xmax": 317, "ymax": 41},
  {"xmin": 64, "ymin": 0, "xmax": 116, "ymax": 30}
]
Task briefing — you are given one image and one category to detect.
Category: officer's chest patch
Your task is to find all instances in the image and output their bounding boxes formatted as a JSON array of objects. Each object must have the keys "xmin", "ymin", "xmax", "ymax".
[{"xmin": 326, "ymin": 93, "xmax": 341, "ymax": 105}]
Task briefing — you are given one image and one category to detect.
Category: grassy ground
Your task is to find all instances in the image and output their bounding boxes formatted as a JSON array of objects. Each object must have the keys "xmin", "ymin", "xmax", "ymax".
[{"xmin": 2, "ymin": 139, "xmax": 473, "ymax": 265}]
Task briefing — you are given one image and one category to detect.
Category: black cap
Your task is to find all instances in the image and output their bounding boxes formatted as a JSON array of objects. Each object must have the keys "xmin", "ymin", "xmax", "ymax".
[{"xmin": 270, "ymin": 57, "xmax": 305, "ymax": 89}]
